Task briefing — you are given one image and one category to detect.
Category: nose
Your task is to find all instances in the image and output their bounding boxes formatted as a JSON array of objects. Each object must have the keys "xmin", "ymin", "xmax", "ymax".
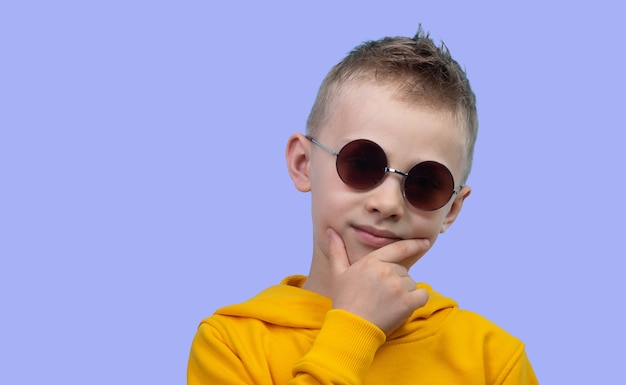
[{"xmin": 364, "ymin": 173, "xmax": 406, "ymax": 219}]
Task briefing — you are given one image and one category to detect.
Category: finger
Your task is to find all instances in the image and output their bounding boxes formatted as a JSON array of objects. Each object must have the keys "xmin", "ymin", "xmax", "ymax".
[
  {"xmin": 390, "ymin": 263, "xmax": 409, "ymax": 277},
  {"xmin": 372, "ymin": 238, "xmax": 431, "ymax": 266},
  {"xmin": 326, "ymin": 228, "xmax": 351, "ymax": 274},
  {"xmin": 401, "ymin": 275, "xmax": 417, "ymax": 291},
  {"xmin": 409, "ymin": 288, "xmax": 430, "ymax": 309}
]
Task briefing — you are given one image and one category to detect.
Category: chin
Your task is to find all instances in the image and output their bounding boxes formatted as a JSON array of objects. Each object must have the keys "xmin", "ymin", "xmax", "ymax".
[{"xmin": 346, "ymin": 246, "xmax": 374, "ymax": 265}]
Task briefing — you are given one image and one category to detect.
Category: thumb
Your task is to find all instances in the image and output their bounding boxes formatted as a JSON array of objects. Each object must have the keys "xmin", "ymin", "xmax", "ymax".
[{"xmin": 326, "ymin": 228, "xmax": 351, "ymax": 274}]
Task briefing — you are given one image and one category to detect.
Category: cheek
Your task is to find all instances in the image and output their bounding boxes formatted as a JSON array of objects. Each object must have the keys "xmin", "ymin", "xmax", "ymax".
[
  {"xmin": 309, "ymin": 189, "xmax": 354, "ymax": 259},
  {"xmin": 310, "ymin": 188, "xmax": 350, "ymax": 226},
  {"xmin": 309, "ymin": 161, "xmax": 350, "ymax": 219},
  {"xmin": 408, "ymin": 211, "xmax": 447, "ymax": 243}
]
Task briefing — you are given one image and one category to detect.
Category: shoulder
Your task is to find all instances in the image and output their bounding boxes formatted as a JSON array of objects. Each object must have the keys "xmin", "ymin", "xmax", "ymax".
[
  {"xmin": 419, "ymin": 284, "xmax": 523, "ymax": 348},
  {"xmin": 450, "ymin": 308, "xmax": 523, "ymax": 345},
  {"xmin": 447, "ymin": 309, "xmax": 532, "ymax": 380},
  {"xmin": 201, "ymin": 275, "xmax": 331, "ymax": 330},
  {"xmin": 420, "ymin": 286, "xmax": 530, "ymax": 376}
]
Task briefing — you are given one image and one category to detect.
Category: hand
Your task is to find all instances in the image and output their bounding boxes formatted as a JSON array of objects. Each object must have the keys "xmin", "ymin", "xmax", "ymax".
[{"xmin": 327, "ymin": 228, "xmax": 430, "ymax": 335}]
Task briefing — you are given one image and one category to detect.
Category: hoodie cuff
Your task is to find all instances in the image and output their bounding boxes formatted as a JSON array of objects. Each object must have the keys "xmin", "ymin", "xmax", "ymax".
[{"xmin": 292, "ymin": 309, "xmax": 386, "ymax": 384}]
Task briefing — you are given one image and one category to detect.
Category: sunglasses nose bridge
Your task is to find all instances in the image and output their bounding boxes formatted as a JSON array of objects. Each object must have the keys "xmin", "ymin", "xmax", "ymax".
[
  {"xmin": 381, "ymin": 167, "xmax": 410, "ymax": 198},
  {"xmin": 384, "ymin": 167, "xmax": 409, "ymax": 178}
]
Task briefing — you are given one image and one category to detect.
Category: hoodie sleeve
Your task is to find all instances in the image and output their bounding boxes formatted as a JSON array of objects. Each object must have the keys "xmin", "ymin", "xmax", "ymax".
[
  {"xmin": 187, "ymin": 309, "xmax": 386, "ymax": 385},
  {"xmin": 187, "ymin": 321, "xmax": 257, "ymax": 385},
  {"xmin": 498, "ymin": 348, "xmax": 539, "ymax": 385},
  {"xmin": 289, "ymin": 309, "xmax": 386, "ymax": 384}
]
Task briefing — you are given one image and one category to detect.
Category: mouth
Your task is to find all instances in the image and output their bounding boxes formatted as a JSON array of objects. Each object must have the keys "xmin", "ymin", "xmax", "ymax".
[{"xmin": 352, "ymin": 225, "xmax": 402, "ymax": 248}]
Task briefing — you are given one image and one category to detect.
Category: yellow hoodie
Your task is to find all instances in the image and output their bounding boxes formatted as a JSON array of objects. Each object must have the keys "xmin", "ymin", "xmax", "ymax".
[{"xmin": 188, "ymin": 275, "xmax": 538, "ymax": 384}]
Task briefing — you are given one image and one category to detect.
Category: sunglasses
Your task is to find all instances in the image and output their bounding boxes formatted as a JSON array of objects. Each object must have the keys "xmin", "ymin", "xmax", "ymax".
[{"xmin": 307, "ymin": 136, "xmax": 462, "ymax": 211}]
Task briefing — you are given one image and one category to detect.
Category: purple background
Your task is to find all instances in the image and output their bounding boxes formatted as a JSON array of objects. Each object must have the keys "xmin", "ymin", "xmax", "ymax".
[{"xmin": 2, "ymin": 1, "xmax": 624, "ymax": 383}]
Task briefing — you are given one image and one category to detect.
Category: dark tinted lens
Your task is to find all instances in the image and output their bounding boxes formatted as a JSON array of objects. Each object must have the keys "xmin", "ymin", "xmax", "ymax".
[
  {"xmin": 336, "ymin": 139, "xmax": 387, "ymax": 189},
  {"xmin": 405, "ymin": 161, "xmax": 454, "ymax": 210}
]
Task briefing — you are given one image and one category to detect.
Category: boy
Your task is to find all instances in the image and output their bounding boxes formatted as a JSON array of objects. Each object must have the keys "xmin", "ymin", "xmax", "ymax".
[{"xmin": 188, "ymin": 27, "xmax": 538, "ymax": 384}]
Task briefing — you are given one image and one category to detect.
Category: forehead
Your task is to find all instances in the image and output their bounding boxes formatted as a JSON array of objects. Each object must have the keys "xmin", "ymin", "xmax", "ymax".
[{"xmin": 318, "ymin": 82, "xmax": 467, "ymax": 180}]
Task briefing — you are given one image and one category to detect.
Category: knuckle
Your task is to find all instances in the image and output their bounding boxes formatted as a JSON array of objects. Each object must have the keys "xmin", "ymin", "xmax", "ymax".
[{"xmin": 387, "ymin": 277, "xmax": 403, "ymax": 292}]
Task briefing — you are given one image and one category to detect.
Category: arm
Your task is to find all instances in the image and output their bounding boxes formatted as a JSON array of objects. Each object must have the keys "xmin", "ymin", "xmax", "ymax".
[
  {"xmin": 499, "ymin": 348, "xmax": 539, "ymax": 385},
  {"xmin": 187, "ymin": 310, "xmax": 385, "ymax": 385},
  {"xmin": 289, "ymin": 310, "xmax": 385, "ymax": 385},
  {"xmin": 188, "ymin": 230, "xmax": 430, "ymax": 384},
  {"xmin": 187, "ymin": 322, "xmax": 256, "ymax": 385}
]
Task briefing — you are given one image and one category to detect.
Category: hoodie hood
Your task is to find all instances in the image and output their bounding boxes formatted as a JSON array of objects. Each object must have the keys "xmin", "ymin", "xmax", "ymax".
[{"xmin": 215, "ymin": 275, "xmax": 458, "ymax": 340}]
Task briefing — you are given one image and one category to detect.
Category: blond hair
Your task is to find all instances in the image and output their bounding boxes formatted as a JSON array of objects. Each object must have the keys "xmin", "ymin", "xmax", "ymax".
[{"xmin": 306, "ymin": 27, "xmax": 478, "ymax": 183}]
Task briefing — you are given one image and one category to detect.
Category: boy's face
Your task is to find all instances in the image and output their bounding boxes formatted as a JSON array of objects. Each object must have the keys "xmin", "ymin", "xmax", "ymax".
[{"xmin": 290, "ymin": 82, "xmax": 471, "ymax": 269}]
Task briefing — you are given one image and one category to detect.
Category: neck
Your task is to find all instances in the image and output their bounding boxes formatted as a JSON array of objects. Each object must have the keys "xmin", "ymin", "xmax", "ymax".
[{"xmin": 301, "ymin": 252, "xmax": 334, "ymax": 299}]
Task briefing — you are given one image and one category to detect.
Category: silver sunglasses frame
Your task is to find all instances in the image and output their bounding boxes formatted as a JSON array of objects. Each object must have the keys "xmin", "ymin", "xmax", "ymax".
[{"xmin": 306, "ymin": 135, "xmax": 463, "ymax": 211}]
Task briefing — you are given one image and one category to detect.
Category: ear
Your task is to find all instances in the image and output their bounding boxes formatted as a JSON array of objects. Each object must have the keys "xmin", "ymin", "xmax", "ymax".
[
  {"xmin": 440, "ymin": 185, "xmax": 471, "ymax": 233},
  {"xmin": 285, "ymin": 133, "xmax": 312, "ymax": 192}
]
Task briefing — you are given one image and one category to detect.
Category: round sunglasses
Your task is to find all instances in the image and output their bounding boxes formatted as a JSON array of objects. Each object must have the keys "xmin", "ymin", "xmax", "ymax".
[{"xmin": 307, "ymin": 136, "xmax": 462, "ymax": 211}]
